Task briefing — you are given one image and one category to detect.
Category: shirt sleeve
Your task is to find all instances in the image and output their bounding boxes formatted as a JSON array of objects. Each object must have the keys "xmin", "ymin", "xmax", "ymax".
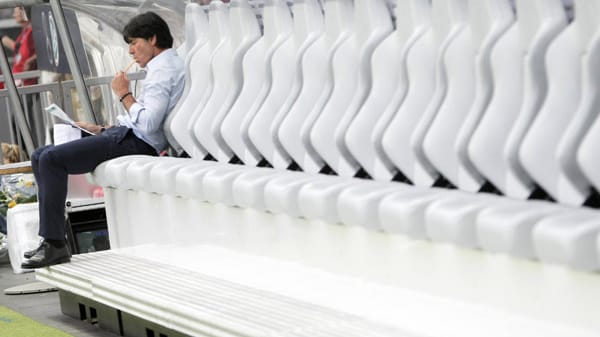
[{"xmin": 122, "ymin": 68, "xmax": 172, "ymax": 132}]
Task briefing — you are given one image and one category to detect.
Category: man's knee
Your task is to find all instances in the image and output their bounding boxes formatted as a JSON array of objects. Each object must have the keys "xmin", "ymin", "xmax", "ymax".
[
  {"xmin": 37, "ymin": 146, "xmax": 60, "ymax": 168},
  {"xmin": 31, "ymin": 145, "xmax": 52, "ymax": 166}
]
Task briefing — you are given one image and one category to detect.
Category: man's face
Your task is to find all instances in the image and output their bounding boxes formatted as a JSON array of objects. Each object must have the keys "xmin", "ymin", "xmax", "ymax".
[
  {"xmin": 13, "ymin": 7, "xmax": 27, "ymax": 24},
  {"xmin": 128, "ymin": 36, "xmax": 156, "ymax": 68}
]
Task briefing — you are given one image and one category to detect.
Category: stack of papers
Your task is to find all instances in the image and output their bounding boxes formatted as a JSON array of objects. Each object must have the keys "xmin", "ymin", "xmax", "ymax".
[{"xmin": 45, "ymin": 103, "xmax": 94, "ymax": 135}]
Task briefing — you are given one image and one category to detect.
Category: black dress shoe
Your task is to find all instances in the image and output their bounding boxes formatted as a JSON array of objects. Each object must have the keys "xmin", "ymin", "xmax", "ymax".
[
  {"xmin": 21, "ymin": 241, "xmax": 71, "ymax": 269},
  {"xmin": 23, "ymin": 244, "xmax": 42, "ymax": 259}
]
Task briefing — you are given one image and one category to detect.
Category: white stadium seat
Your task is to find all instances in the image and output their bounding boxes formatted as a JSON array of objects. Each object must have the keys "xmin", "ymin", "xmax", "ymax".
[
  {"xmin": 520, "ymin": 0, "xmax": 600, "ymax": 205},
  {"xmin": 68, "ymin": 2, "xmax": 600, "ymax": 336},
  {"xmin": 192, "ymin": 0, "xmax": 261, "ymax": 162},
  {"xmin": 278, "ymin": 0, "xmax": 354, "ymax": 174},
  {"xmin": 247, "ymin": 0, "xmax": 325, "ymax": 169},
  {"xmin": 164, "ymin": 3, "xmax": 209, "ymax": 155},
  {"xmin": 221, "ymin": 0, "xmax": 294, "ymax": 165},
  {"xmin": 309, "ymin": 0, "xmax": 393, "ymax": 177},
  {"xmin": 380, "ymin": 2, "xmax": 437, "ymax": 186},
  {"xmin": 345, "ymin": 0, "xmax": 432, "ymax": 181},
  {"xmin": 469, "ymin": 0, "xmax": 567, "ymax": 198}
]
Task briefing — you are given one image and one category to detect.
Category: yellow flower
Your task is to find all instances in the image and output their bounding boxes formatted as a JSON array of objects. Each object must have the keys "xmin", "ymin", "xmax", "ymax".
[
  {"xmin": 24, "ymin": 181, "xmax": 34, "ymax": 188},
  {"xmin": 8, "ymin": 200, "xmax": 17, "ymax": 208}
]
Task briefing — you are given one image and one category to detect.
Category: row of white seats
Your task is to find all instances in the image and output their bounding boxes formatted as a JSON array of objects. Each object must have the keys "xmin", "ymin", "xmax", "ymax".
[
  {"xmin": 88, "ymin": 0, "xmax": 600, "ymax": 272},
  {"xmin": 164, "ymin": 0, "xmax": 600, "ymax": 207},
  {"xmin": 66, "ymin": 1, "xmax": 600, "ymax": 335},
  {"xmin": 92, "ymin": 154, "xmax": 600, "ymax": 271}
]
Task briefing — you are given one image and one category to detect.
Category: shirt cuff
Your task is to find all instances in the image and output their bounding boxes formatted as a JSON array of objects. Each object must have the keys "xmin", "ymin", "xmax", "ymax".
[{"xmin": 128, "ymin": 102, "xmax": 144, "ymax": 123}]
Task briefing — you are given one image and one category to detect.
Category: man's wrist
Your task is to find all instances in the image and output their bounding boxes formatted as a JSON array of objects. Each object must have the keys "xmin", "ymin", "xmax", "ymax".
[{"xmin": 119, "ymin": 92, "xmax": 132, "ymax": 102}]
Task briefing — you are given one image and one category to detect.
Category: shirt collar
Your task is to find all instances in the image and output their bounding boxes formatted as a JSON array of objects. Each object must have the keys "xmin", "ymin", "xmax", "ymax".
[{"xmin": 146, "ymin": 48, "xmax": 176, "ymax": 71}]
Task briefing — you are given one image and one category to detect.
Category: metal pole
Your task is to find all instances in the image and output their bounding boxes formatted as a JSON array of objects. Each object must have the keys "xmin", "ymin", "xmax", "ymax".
[
  {"xmin": 0, "ymin": 0, "xmax": 45, "ymax": 7},
  {"xmin": 48, "ymin": 0, "xmax": 97, "ymax": 124},
  {"xmin": 0, "ymin": 40, "xmax": 35, "ymax": 156}
]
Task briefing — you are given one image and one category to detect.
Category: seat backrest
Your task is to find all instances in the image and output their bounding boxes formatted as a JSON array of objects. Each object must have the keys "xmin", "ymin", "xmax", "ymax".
[
  {"xmin": 185, "ymin": 1, "xmax": 231, "ymax": 158},
  {"xmin": 165, "ymin": 3, "xmax": 210, "ymax": 156},
  {"xmin": 519, "ymin": 0, "xmax": 600, "ymax": 205},
  {"xmin": 309, "ymin": 0, "xmax": 393, "ymax": 177},
  {"xmin": 573, "ymin": 1, "xmax": 600, "ymax": 199},
  {"xmin": 406, "ymin": 0, "xmax": 469, "ymax": 186},
  {"xmin": 247, "ymin": 0, "xmax": 324, "ymax": 169},
  {"xmin": 269, "ymin": 0, "xmax": 325, "ymax": 170},
  {"xmin": 277, "ymin": 0, "xmax": 354, "ymax": 174},
  {"xmin": 468, "ymin": 0, "xmax": 566, "ymax": 198},
  {"xmin": 453, "ymin": 0, "xmax": 514, "ymax": 191},
  {"xmin": 345, "ymin": 0, "xmax": 432, "ymax": 181},
  {"xmin": 380, "ymin": 3, "xmax": 437, "ymax": 186},
  {"xmin": 502, "ymin": 0, "xmax": 567, "ymax": 197},
  {"xmin": 177, "ymin": 3, "xmax": 206, "ymax": 59},
  {"xmin": 423, "ymin": 0, "xmax": 514, "ymax": 192},
  {"xmin": 191, "ymin": 0, "xmax": 261, "ymax": 162},
  {"xmin": 220, "ymin": 0, "xmax": 293, "ymax": 166}
]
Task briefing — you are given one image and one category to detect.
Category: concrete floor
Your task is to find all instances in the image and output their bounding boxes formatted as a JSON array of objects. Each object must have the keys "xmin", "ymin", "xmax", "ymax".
[{"xmin": 0, "ymin": 260, "xmax": 118, "ymax": 337}]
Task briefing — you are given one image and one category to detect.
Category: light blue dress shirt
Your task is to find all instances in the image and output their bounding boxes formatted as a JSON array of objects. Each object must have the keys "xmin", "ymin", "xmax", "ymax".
[{"xmin": 117, "ymin": 48, "xmax": 185, "ymax": 153}]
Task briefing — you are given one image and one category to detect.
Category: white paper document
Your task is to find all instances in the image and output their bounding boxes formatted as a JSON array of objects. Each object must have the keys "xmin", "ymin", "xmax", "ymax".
[{"xmin": 45, "ymin": 103, "xmax": 94, "ymax": 135}]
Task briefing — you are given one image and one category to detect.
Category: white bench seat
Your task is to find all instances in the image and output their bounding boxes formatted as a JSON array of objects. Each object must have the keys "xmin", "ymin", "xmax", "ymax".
[{"xmin": 39, "ymin": 241, "xmax": 600, "ymax": 337}]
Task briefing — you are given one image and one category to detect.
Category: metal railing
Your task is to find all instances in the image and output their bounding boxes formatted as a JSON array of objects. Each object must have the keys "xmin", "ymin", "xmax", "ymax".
[
  {"xmin": 0, "ymin": 0, "xmax": 96, "ymax": 158},
  {"xmin": 0, "ymin": 71, "xmax": 146, "ymax": 160}
]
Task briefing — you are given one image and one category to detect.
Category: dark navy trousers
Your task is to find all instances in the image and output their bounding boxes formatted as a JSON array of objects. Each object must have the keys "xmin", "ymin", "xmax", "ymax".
[{"xmin": 31, "ymin": 126, "xmax": 157, "ymax": 240}]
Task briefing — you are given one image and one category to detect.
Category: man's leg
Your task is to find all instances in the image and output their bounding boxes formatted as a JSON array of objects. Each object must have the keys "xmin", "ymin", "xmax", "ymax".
[
  {"xmin": 23, "ymin": 135, "xmax": 114, "ymax": 268},
  {"xmin": 23, "ymin": 130, "xmax": 156, "ymax": 268},
  {"xmin": 36, "ymin": 135, "xmax": 114, "ymax": 239}
]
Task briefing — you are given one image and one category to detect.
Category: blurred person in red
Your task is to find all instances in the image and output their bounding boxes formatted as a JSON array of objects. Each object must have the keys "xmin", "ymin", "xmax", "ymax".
[
  {"xmin": 1, "ymin": 6, "xmax": 37, "ymax": 88},
  {"xmin": 1, "ymin": 5, "xmax": 43, "ymax": 149}
]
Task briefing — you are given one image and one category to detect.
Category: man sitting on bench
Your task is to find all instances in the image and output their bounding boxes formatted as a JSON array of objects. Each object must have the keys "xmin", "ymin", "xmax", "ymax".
[{"xmin": 21, "ymin": 11, "xmax": 185, "ymax": 269}]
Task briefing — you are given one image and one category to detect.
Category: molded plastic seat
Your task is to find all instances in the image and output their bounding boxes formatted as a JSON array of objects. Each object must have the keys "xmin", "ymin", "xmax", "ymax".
[
  {"xmin": 573, "ymin": 3, "xmax": 600, "ymax": 197},
  {"xmin": 177, "ymin": 3, "xmax": 207, "ymax": 60},
  {"xmin": 476, "ymin": 199, "xmax": 568, "ymax": 258},
  {"xmin": 202, "ymin": 165, "xmax": 257, "ymax": 206},
  {"xmin": 167, "ymin": 3, "xmax": 209, "ymax": 154},
  {"xmin": 336, "ymin": 181, "xmax": 408, "ymax": 230},
  {"xmin": 221, "ymin": 0, "xmax": 294, "ymax": 166},
  {"xmin": 186, "ymin": 2, "xmax": 232, "ymax": 158},
  {"xmin": 92, "ymin": 155, "xmax": 148, "ymax": 188},
  {"xmin": 231, "ymin": 168, "xmax": 290, "ymax": 210},
  {"xmin": 247, "ymin": 0, "xmax": 324, "ymax": 169},
  {"xmin": 263, "ymin": 173, "xmax": 318, "ymax": 217},
  {"xmin": 380, "ymin": 8, "xmax": 437, "ymax": 186},
  {"xmin": 470, "ymin": 0, "xmax": 567, "ymax": 198},
  {"xmin": 278, "ymin": 0, "xmax": 354, "ymax": 174},
  {"xmin": 345, "ymin": 0, "xmax": 432, "ymax": 181},
  {"xmin": 401, "ymin": 0, "xmax": 470, "ymax": 187},
  {"xmin": 421, "ymin": 0, "xmax": 513, "ymax": 192},
  {"xmin": 310, "ymin": 0, "xmax": 393, "ymax": 177},
  {"xmin": 146, "ymin": 157, "xmax": 201, "ymax": 195},
  {"xmin": 424, "ymin": 191, "xmax": 507, "ymax": 248},
  {"xmin": 378, "ymin": 187, "xmax": 451, "ymax": 239},
  {"xmin": 174, "ymin": 161, "xmax": 227, "ymax": 200},
  {"xmin": 192, "ymin": 0, "xmax": 261, "ymax": 162},
  {"xmin": 453, "ymin": 0, "xmax": 514, "ymax": 191},
  {"xmin": 420, "ymin": 0, "xmax": 473, "ymax": 189},
  {"xmin": 296, "ymin": 175, "xmax": 358, "ymax": 223},
  {"xmin": 533, "ymin": 208, "xmax": 600, "ymax": 271},
  {"xmin": 167, "ymin": 5, "xmax": 211, "ymax": 157},
  {"xmin": 520, "ymin": 1, "xmax": 600, "ymax": 205},
  {"xmin": 578, "ymin": 105, "xmax": 600, "ymax": 193}
]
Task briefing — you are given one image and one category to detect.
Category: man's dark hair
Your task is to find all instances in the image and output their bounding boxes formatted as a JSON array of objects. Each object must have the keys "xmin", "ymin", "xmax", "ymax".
[
  {"xmin": 22, "ymin": 6, "xmax": 32, "ymax": 22},
  {"xmin": 122, "ymin": 11, "xmax": 173, "ymax": 49}
]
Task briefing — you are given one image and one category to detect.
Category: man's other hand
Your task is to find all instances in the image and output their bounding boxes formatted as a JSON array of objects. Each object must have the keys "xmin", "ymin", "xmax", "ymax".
[{"xmin": 75, "ymin": 121, "xmax": 104, "ymax": 135}]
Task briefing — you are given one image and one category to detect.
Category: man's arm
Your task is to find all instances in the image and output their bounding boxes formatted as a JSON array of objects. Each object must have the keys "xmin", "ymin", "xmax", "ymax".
[
  {"xmin": 112, "ymin": 71, "xmax": 136, "ymax": 111},
  {"xmin": 74, "ymin": 121, "xmax": 109, "ymax": 135}
]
